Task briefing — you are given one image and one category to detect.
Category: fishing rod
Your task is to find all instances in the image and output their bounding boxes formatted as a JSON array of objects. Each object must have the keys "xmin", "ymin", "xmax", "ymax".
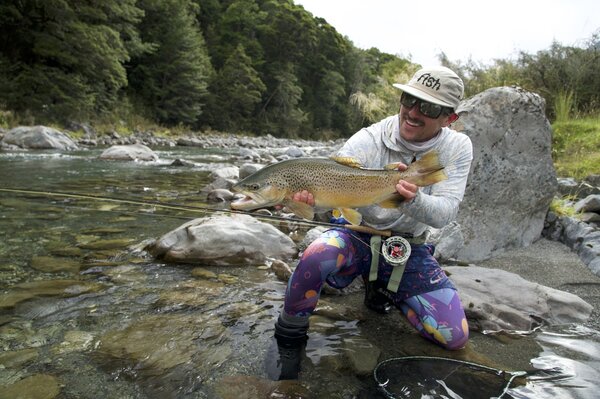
[{"xmin": 0, "ymin": 187, "xmax": 393, "ymax": 237}]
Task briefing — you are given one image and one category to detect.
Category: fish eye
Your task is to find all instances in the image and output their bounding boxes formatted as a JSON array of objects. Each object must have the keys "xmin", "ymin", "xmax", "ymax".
[{"xmin": 248, "ymin": 183, "xmax": 260, "ymax": 190}]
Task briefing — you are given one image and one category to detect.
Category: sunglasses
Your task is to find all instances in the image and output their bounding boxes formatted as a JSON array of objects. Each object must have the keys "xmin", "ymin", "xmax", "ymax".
[{"xmin": 400, "ymin": 92, "xmax": 452, "ymax": 119}]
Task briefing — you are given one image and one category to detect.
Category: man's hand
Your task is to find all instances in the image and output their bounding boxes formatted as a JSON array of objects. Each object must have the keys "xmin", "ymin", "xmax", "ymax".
[
  {"xmin": 292, "ymin": 190, "xmax": 315, "ymax": 206},
  {"xmin": 396, "ymin": 180, "xmax": 418, "ymax": 201},
  {"xmin": 395, "ymin": 162, "xmax": 418, "ymax": 201}
]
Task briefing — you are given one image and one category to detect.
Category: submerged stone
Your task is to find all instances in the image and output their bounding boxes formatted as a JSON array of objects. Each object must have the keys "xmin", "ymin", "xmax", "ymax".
[
  {"xmin": 30, "ymin": 256, "xmax": 80, "ymax": 273},
  {"xmin": 52, "ymin": 330, "xmax": 95, "ymax": 355},
  {"xmin": 96, "ymin": 313, "xmax": 229, "ymax": 375},
  {"xmin": 214, "ymin": 375, "xmax": 310, "ymax": 399},
  {"xmin": 78, "ymin": 238, "xmax": 135, "ymax": 250},
  {"xmin": 191, "ymin": 267, "xmax": 218, "ymax": 280},
  {"xmin": 0, "ymin": 373, "xmax": 61, "ymax": 399},
  {"xmin": 0, "ymin": 279, "xmax": 104, "ymax": 309},
  {"xmin": 342, "ymin": 336, "xmax": 381, "ymax": 376},
  {"xmin": 0, "ymin": 348, "xmax": 39, "ymax": 369}
]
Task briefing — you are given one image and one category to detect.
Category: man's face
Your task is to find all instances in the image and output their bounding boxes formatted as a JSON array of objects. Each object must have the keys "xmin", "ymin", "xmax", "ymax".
[{"xmin": 398, "ymin": 97, "xmax": 455, "ymax": 142}]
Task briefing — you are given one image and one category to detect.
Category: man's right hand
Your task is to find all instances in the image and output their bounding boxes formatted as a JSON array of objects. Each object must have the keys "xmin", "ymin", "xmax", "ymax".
[{"xmin": 292, "ymin": 190, "xmax": 315, "ymax": 206}]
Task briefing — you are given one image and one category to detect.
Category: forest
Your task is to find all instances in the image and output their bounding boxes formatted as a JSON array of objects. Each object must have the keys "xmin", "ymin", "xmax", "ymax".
[{"xmin": 1, "ymin": 0, "xmax": 599, "ymax": 140}]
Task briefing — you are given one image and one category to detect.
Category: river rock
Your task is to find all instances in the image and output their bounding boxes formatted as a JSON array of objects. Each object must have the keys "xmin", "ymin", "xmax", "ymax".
[
  {"xmin": 30, "ymin": 256, "xmax": 80, "ymax": 273},
  {"xmin": 147, "ymin": 214, "xmax": 297, "ymax": 265},
  {"xmin": 544, "ymin": 213, "xmax": 600, "ymax": 275},
  {"xmin": 0, "ymin": 348, "xmax": 39, "ymax": 369},
  {"xmin": 1, "ymin": 125, "xmax": 78, "ymax": 150},
  {"xmin": 99, "ymin": 144, "xmax": 158, "ymax": 161},
  {"xmin": 342, "ymin": 336, "xmax": 381, "ymax": 376},
  {"xmin": 96, "ymin": 313, "xmax": 229, "ymax": 374},
  {"xmin": 209, "ymin": 166, "xmax": 239, "ymax": 180},
  {"xmin": 0, "ymin": 373, "xmax": 61, "ymax": 399},
  {"xmin": 214, "ymin": 375, "xmax": 309, "ymax": 399},
  {"xmin": 446, "ymin": 266, "xmax": 593, "ymax": 332},
  {"xmin": 0, "ymin": 279, "xmax": 105, "ymax": 310},
  {"xmin": 454, "ymin": 87, "xmax": 558, "ymax": 261},
  {"xmin": 239, "ymin": 163, "xmax": 265, "ymax": 179},
  {"xmin": 206, "ymin": 188, "xmax": 235, "ymax": 204},
  {"xmin": 574, "ymin": 194, "xmax": 600, "ymax": 213}
]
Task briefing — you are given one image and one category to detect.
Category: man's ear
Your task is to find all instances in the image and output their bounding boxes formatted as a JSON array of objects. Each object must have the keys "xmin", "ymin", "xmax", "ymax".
[
  {"xmin": 443, "ymin": 113, "xmax": 459, "ymax": 126},
  {"xmin": 447, "ymin": 113, "xmax": 459, "ymax": 123}
]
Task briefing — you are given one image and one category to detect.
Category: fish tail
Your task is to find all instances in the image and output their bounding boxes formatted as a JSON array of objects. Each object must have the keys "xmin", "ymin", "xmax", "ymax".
[
  {"xmin": 406, "ymin": 151, "xmax": 448, "ymax": 186},
  {"xmin": 412, "ymin": 151, "xmax": 442, "ymax": 173},
  {"xmin": 411, "ymin": 169, "xmax": 448, "ymax": 186}
]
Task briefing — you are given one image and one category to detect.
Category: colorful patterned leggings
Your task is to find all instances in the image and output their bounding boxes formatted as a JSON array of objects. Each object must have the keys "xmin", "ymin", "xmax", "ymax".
[{"xmin": 283, "ymin": 229, "xmax": 469, "ymax": 350}]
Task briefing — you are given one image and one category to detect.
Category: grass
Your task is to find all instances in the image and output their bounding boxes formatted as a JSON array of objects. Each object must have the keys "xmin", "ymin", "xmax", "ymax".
[
  {"xmin": 549, "ymin": 197, "xmax": 579, "ymax": 217},
  {"xmin": 551, "ymin": 116, "xmax": 600, "ymax": 180}
]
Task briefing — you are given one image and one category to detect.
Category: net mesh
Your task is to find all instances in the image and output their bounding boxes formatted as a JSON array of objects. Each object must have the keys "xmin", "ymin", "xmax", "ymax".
[{"xmin": 373, "ymin": 356, "xmax": 522, "ymax": 399}]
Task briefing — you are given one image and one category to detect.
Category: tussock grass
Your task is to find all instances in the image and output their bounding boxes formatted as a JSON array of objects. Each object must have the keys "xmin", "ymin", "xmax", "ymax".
[{"xmin": 552, "ymin": 116, "xmax": 600, "ymax": 179}]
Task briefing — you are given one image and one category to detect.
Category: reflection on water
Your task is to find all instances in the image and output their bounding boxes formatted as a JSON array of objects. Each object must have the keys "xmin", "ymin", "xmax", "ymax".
[{"xmin": 1, "ymin": 148, "xmax": 599, "ymax": 398}]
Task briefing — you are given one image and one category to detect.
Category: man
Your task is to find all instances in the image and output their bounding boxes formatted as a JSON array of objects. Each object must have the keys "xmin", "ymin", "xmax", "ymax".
[{"xmin": 271, "ymin": 66, "xmax": 473, "ymax": 379}]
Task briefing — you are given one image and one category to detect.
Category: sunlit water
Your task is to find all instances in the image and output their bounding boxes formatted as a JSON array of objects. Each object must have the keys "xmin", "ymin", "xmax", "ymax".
[{"xmin": 0, "ymin": 147, "xmax": 599, "ymax": 398}]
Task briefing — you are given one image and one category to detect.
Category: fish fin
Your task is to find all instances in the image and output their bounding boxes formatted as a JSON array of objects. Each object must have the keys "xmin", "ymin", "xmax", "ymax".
[
  {"xmin": 405, "ymin": 151, "xmax": 448, "ymax": 186},
  {"xmin": 285, "ymin": 200, "xmax": 315, "ymax": 221},
  {"xmin": 410, "ymin": 169, "xmax": 448, "ymax": 187},
  {"xmin": 411, "ymin": 151, "xmax": 443, "ymax": 173},
  {"xmin": 340, "ymin": 208, "xmax": 362, "ymax": 225},
  {"xmin": 383, "ymin": 162, "xmax": 403, "ymax": 170},
  {"xmin": 331, "ymin": 209, "xmax": 342, "ymax": 218},
  {"xmin": 329, "ymin": 156, "xmax": 364, "ymax": 168},
  {"xmin": 377, "ymin": 194, "xmax": 406, "ymax": 208}
]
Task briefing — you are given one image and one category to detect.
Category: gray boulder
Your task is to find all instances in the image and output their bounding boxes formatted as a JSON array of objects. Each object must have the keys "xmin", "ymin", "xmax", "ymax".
[
  {"xmin": 99, "ymin": 144, "xmax": 158, "ymax": 161},
  {"xmin": 454, "ymin": 87, "xmax": 557, "ymax": 261},
  {"xmin": 147, "ymin": 214, "xmax": 297, "ymax": 265},
  {"xmin": 2, "ymin": 125, "xmax": 78, "ymax": 150},
  {"xmin": 446, "ymin": 266, "xmax": 593, "ymax": 332},
  {"xmin": 574, "ymin": 194, "xmax": 600, "ymax": 213},
  {"xmin": 544, "ymin": 214, "xmax": 600, "ymax": 275}
]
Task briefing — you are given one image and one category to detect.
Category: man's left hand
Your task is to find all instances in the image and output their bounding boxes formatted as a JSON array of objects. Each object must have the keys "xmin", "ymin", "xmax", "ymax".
[{"xmin": 396, "ymin": 180, "xmax": 418, "ymax": 201}]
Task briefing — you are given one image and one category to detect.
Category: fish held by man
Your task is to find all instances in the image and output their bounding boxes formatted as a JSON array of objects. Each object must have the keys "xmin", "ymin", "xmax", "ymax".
[{"xmin": 230, "ymin": 151, "xmax": 447, "ymax": 225}]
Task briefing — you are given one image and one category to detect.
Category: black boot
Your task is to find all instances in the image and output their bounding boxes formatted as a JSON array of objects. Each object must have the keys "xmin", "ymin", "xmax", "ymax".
[
  {"xmin": 364, "ymin": 280, "xmax": 392, "ymax": 314},
  {"xmin": 266, "ymin": 315, "xmax": 308, "ymax": 380}
]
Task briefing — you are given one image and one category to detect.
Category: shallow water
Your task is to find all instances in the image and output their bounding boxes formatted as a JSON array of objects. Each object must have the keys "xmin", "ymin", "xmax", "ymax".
[{"xmin": 0, "ymin": 146, "xmax": 599, "ymax": 398}]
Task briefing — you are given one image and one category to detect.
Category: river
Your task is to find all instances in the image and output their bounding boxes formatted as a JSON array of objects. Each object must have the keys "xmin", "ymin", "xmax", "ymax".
[{"xmin": 0, "ymin": 146, "xmax": 599, "ymax": 398}]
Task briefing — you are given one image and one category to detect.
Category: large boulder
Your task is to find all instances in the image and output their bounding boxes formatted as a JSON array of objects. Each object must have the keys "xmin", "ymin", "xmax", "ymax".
[
  {"xmin": 99, "ymin": 144, "xmax": 158, "ymax": 161},
  {"xmin": 147, "ymin": 214, "xmax": 297, "ymax": 265},
  {"xmin": 446, "ymin": 266, "xmax": 592, "ymax": 332},
  {"xmin": 1, "ymin": 125, "xmax": 78, "ymax": 150},
  {"xmin": 454, "ymin": 87, "xmax": 557, "ymax": 261}
]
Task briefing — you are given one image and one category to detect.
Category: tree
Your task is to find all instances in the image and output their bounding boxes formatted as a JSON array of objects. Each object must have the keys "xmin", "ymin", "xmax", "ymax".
[
  {"xmin": 0, "ymin": 0, "xmax": 146, "ymax": 122},
  {"xmin": 128, "ymin": 0, "xmax": 213, "ymax": 126},
  {"xmin": 210, "ymin": 44, "xmax": 266, "ymax": 132},
  {"xmin": 259, "ymin": 63, "xmax": 307, "ymax": 137}
]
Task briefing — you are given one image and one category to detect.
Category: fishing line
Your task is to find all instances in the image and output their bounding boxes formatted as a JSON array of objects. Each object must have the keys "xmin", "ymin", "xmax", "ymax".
[{"xmin": 0, "ymin": 187, "xmax": 392, "ymax": 239}]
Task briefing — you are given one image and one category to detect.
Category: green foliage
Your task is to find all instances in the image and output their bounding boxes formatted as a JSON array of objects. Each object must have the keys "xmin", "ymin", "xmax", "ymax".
[
  {"xmin": 128, "ymin": 0, "xmax": 213, "ymax": 126},
  {"xmin": 258, "ymin": 63, "xmax": 307, "ymax": 137},
  {"xmin": 549, "ymin": 198, "xmax": 578, "ymax": 217},
  {"xmin": 554, "ymin": 90, "xmax": 575, "ymax": 123},
  {"xmin": 551, "ymin": 116, "xmax": 600, "ymax": 179},
  {"xmin": 0, "ymin": 0, "xmax": 146, "ymax": 122},
  {"xmin": 1, "ymin": 0, "xmax": 599, "ymax": 146},
  {"xmin": 209, "ymin": 44, "xmax": 266, "ymax": 132}
]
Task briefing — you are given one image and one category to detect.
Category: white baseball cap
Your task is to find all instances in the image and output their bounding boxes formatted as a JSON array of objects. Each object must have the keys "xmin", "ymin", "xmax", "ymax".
[{"xmin": 393, "ymin": 66, "xmax": 464, "ymax": 109}]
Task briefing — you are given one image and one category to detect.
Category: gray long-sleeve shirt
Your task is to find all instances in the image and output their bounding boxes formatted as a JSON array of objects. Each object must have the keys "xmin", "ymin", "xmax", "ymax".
[{"xmin": 335, "ymin": 115, "xmax": 473, "ymax": 235}]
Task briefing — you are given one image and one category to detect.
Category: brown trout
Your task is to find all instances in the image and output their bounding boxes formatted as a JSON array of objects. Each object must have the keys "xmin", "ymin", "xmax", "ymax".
[{"xmin": 230, "ymin": 151, "xmax": 447, "ymax": 225}]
